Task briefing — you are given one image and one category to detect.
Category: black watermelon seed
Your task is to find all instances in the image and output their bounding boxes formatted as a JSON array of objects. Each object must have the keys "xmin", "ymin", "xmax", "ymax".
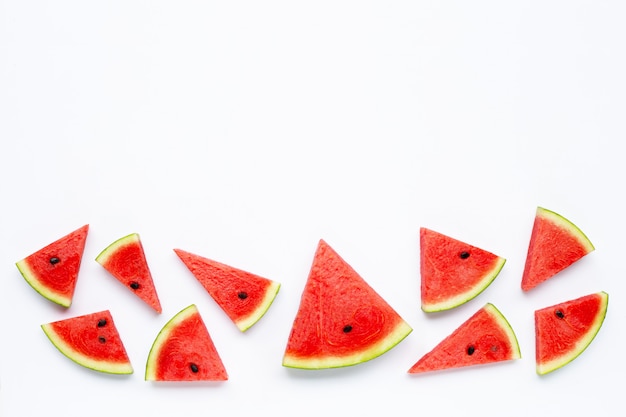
[
  {"xmin": 97, "ymin": 319, "xmax": 107, "ymax": 327},
  {"xmin": 129, "ymin": 281, "xmax": 140, "ymax": 290},
  {"xmin": 459, "ymin": 251, "xmax": 470, "ymax": 259},
  {"xmin": 49, "ymin": 257, "xmax": 60, "ymax": 265},
  {"xmin": 555, "ymin": 309, "xmax": 565, "ymax": 319},
  {"xmin": 98, "ymin": 336, "xmax": 106, "ymax": 343},
  {"xmin": 467, "ymin": 345, "xmax": 475, "ymax": 355},
  {"xmin": 237, "ymin": 291, "xmax": 248, "ymax": 300},
  {"xmin": 190, "ymin": 363, "xmax": 199, "ymax": 373},
  {"xmin": 343, "ymin": 325, "xmax": 353, "ymax": 333}
]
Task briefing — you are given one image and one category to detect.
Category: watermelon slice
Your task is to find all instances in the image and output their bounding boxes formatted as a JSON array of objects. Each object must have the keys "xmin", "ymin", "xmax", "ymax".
[
  {"xmin": 95, "ymin": 233, "xmax": 162, "ymax": 313},
  {"xmin": 41, "ymin": 310, "xmax": 133, "ymax": 374},
  {"xmin": 521, "ymin": 207, "xmax": 595, "ymax": 291},
  {"xmin": 420, "ymin": 227, "xmax": 506, "ymax": 312},
  {"xmin": 535, "ymin": 291, "xmax": 608, "ymax": 375},
  {"xmin": 408, "ymin": 303, "xmax": 521, "ymax": 374},
  {"xmin": 174, "ymin": 248, "xmax": 280, "ymax": 332},
  {"xmin": 282, "ymin": 239, "xmax": 412, "ymax": 370},
  {"xmin": 145, "ymin": 304, "xmax": 228, "ymax": 381},
  {"xmin": 16, "ymin": 224, "xmax": 89, "ymax": 308}
]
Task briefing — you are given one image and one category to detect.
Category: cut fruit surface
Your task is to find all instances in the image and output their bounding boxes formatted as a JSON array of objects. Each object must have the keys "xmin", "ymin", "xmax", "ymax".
[
  {"xmin": 41, "ymin": 310, "xmax": 133, "ymax": 374},
  {"xmin": 96, "ymin": 233, "xmax": 162, "ymax": 313},
  {"xmin": 16, "ymin": 224, "xmax": 89, "ymax": 307},
  {"xmin": 521, "ymin": 207, "xmax": 594, "ymax": 291},
  {"xmin": 174, "ymin": 249, "xmax": 280, "ymax": 332},
  {"xmin": 145, "ymin": 304, "xmax": 228, "ymax": 381},
  {"xmin": 420, "ymin": 227, "xmax": 506, "ymax": 312},
  {"xmin": 535, "ymin": 291, "xmax": 608, "ymax": 375},
  {"xmin": 408, "ymin": 303, "xmax": 520, "ymax": 374},
  {"xmin": 282, "ymin": 239, "xmax": 412, "ymax": 370}
]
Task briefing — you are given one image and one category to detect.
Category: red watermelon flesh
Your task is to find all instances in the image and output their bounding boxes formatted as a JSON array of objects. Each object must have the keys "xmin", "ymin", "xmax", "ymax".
[
  {"xmin": 145, "ymin": 304, "xmax": 228, "ymax": 381},
  {"xmin": 16, "ymin": 224, "xmax": 89, "ymax": 308},
  {"xmin": 521, "ymin": 207, "xmax": 594, "ymax": 291},
  {"xmin": 96, "ymin": 233, "xmax": 162, "ymax": 313},
  {"xmin": 282, "ymin": 239, "xmax": 412, "ymax": 369},
  {"xmin": 408, "ymin": 303, "xmax": 521, "ymax": 374},
  {"xmin": 535, "ymin": 291, "xmax": 608, "ymax": 375},
  {"xmin": 174, "ymin": 249, "xmax": 280, "ymax": 332},
  {"xmin": 41, "ymin": 310, "xmax": 133, "ymax": 374},
  {"xmin": 420, "ymin": 227, "xmax": 506, "ymax": 312}
]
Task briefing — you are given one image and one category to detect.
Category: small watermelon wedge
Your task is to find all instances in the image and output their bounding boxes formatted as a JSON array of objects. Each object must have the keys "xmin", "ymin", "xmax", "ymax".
[
  {"xmin": 174, "ymin": 249, "xmax": 280, "ymax": 332},
  {"xmin": 283, "ymin": 239, "xmax": 412, "ymax": 370},
  {"xmin": 95, "ymin": 233, "xmax": 162, "ymax": 313},
  {"xmin": 535, "ymin": 291, "xmax": 608, "ymax": 375},
  {"xmin": 145, "ymin": 304, "xmax": 228, "ymax": 381},
  {"xmin": 41, "ymin": 310, "xmax": 133, "ymax": 374},
  {"xmin": 420, "ymin": 227, "xmax": 506, "ymax": 312},
  {"xmin": 408, "ymin": 303, "xmax": 521, "ymax": 374},
  {"xmin": 521, "ymin": 207, "xmax": 595, "ymax": 291},
  {"xmin": 16, "ymin": 224, "xmax": 89, "ymax": 308}
]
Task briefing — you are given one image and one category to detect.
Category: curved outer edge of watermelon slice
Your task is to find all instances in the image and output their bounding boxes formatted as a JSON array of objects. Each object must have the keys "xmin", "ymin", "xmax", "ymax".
[
  {"xmin": 422, "ymin": 257, "xmax": 507, "ymax": 313},
  {"xmin": 484, "ymin": 303, "xmax": 522, "ymax": 360},
  {"xmin": 236, "ymin": 281, "xmax": 281, "ymax": 332},
  {"xmin": 536, "ymin": 291, "xmax": 608, "ymax": 376},
  {"xmin": 282, "ymin": 320, "xmax": 413, "ymax": 370},
  {"xmin": 41, "ymin": 323, "xmax": 134, "ymax": 375},
  {"xmin": 537, "ymin": 207, "xmax": 595, "ymax": 253},
  {"xmin": 145, "ymin": 304, "xmax": 198, "ymax": 381},
  {"xmin": 95, "ymin": 232, "xmax": 141, "ymax": 263},
  {"xmin": 16, "ymin": 260, "xmax": 72, "ymax": 308}
]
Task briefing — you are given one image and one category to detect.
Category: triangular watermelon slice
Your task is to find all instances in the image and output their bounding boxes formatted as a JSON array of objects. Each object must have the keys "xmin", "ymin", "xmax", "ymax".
[
  {"xmin": 16, "ymin": 224, "xmax": 89, "ymax": 308},
  {"xmin": 145, "ymin": 304, "xmax": 228, "ymax": 381},
  {"xmin": 408, "ymin": 303, "xmax": 521, "ymax": 374},
  {"xmin": 95, "ymin": 233, "xmax": 162, "ymax": 313},
  {"xmin": 174, "ymin": 249, "xmax": 280, "ymax": 332},
  {"xmin": 521, "ymin": 207, "xmax": 595, "ymax": 291},
  {"xmin": 535, "ymin": 291, "xmax": 608, "ymax": 375},
  {"xmin": 420, "ymin": 227, "xmax": 506, "ymax": 312},
  {"xmin": 282, "ymin": 239, "xmax": 412, "ymax": 370},
  {"xmin": 41, "ymin": 310, "xmax": 133, "ymax": 374}
]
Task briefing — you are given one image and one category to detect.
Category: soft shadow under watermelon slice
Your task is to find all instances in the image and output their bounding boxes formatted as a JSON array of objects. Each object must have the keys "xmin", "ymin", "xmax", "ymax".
[
  {"xmin": 16, "ymin": 224, "xmax": 89, "ymax": 308},
  {"xmin": 408, "ymin": 303, "xmax": 521, "ymax": 374},
  {"xmin": 283, "ymin": 239, "xmax": 412, "ymax": 370},
  {"xmin": 145, "ymin": 304, "xmax": 228, "ymax": 382},
  {"xmin": 174, "ymin": 248, "xmax": 280, "ymax": 332}
]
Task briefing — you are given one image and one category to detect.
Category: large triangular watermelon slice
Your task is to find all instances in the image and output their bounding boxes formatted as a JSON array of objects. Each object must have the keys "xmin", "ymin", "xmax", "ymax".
[
  {"xmin": 16, "ymin": 224, "xmax": 89, "ymax": 308},
  {"xmin": 521, "ymin": 207, "xmax": 595, "ymax": 291},
  {"xmin": 408, "ymin": 303, "xmax": 521, "ymax": 374},
  {"xmin": 282, "ymin": 239, "xmax": 412, "ymax": 370},
  {"xmin": 145, "ymin": 304, "xmax": 228, "ymax": 381},
  {"xmin": 95, "ymin": 233, "xmax": 162, "ymax": 313},
  {"xmin": 41, "ymin": 310, "xmax": 133, "ymax": 374},
  {"xmin": 420, "ymin": 227, "xmax": 506, "ymax": 312},
  {"xmin": 174, "ymin": 248, "xmax": 281, "ymax": 332},
  {"xmin": 535, "ymin": 291, "xmax": 608, "ymax": 375}
]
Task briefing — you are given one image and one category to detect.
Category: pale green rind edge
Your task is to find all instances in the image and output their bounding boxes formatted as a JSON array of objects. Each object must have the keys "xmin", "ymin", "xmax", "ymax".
[
  {"xmin": 16, "ymin": 259, "xmax": 72, "ymax": 308},
  {"xmin": 422, "ymin": 257, "xmax": 507, "ymax": 313},
  {"xmin": 536, "ymin": 291, "xmax": 608, "ymax": 375},
  {"xmin": 41, "ymin": 323, "xmax": 133, "ymax": 375},
  {"xmin": 236, "ymin": 281, "xmax": 281, "ymax": 332},
  {"xmin": 282, "ymin": 320, "xmax": 413, "ymax": 370},
  {"xmin": 145, "ymin": 304, "xmax": 198, "ymax": 381},
  {"xmin": 484, "ymin": 303, "xmax": 522, "ymax": 360},
  {"xmin": 537, "ymin": 207, "xmax": 595, "ymax": 253},
  {"xmin": 95, "ymin": 233, "xmax": 141, "ymax": 264}
]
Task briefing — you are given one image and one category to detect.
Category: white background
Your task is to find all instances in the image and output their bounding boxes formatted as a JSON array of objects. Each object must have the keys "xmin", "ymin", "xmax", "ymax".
[{"xmin": 1, "ymin": 1, "xmax": 624, "ymax": 416}]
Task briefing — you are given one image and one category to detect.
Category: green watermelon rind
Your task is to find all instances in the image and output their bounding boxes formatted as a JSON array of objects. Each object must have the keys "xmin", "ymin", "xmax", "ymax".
[
  {"xmin": 145, "ymin": 304, "xmax": 198, "ymax": 381},
  {"xmin": 422, "ymin": 257, "xmax": 507, "ymax": 313},
  {"xmin": 536, "ymin": 207, "xmax": 595, "ymax": 253},
  {"xmin": 282, "ymin": 320, "xmax": 413, "ymax": 370},
  {"xmin": 95, "ymin": 232, "xmax": 141, "ymax": 264},
  {"xmin": 483, "ymin": 303, "xmax": 522, "ymax": 360},
  {"xmin": 41, "ymin": 321, "xmax": 133, "ymax": 375},
  {"xmin": 236, "ymin": 280, "xmax": 281, "ymax": 332},
  {"xmin": 536, "ymin": 291, "xmax": 608, "ymax": 376},
  {"xmin": 16, "ymin": 259, "xmax": 72, "ymax": 308}
]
